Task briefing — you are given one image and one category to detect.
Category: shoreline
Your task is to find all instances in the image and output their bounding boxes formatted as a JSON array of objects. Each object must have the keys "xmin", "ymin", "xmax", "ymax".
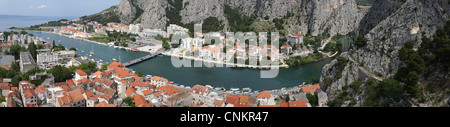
[
  {"xmin": 162, "ymin": 52, "xmax": 289, "ymax": 69},
  {"xmin": 2, "ymin": 29, "xmax": 323, "ymax": 92}
]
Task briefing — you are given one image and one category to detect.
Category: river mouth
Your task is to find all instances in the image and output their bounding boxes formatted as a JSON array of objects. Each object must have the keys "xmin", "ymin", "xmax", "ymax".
[{"xmin": 3, "ymin": 30, "xmax": 353, "ymax": 91}]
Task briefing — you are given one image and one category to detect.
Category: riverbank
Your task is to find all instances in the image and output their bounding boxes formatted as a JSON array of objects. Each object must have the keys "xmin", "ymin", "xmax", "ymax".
[{"xmin": 162, "ymin": 51, "xmax": 289, "ymax": 69}]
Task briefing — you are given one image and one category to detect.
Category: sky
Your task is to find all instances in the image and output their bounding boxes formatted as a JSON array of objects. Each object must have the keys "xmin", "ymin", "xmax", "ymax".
[{"xmin": 0, "ymin": 0, "xmax": 121, "ymax": 17}]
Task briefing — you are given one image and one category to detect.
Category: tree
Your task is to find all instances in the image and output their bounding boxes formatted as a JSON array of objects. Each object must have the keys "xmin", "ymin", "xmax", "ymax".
[
  {"xmin": 306, "ymin": 93, "xmax": 318, "ymax": 107},
  {"xmin": 69, "ymin": 47, "xmax": 77, "ymax": 51},
  {"xmin": 100, "ymin": 63, "xmax": 110, "ymax": 71},
  {"xmin": 48, "ymin": 65, "xmax": 73, "ymax": 82},
  {"xmin": 135, "ymin": 71, "xmax": 145, "ymax": 77},
  {"xmin": 378, "ymin": 78, "xmax": 403, "ymax": 101},
  {"xmin": 355, "ymin": 35, "xmax": 366, "ymax": 48},
  {"xmin": 123, "ymin": 97, "xmax": 134, "ymax": 107},
  {"xmin": 310, "ymin": 76, "xmax": 319, "ymax": 83},
  {"xmin": 28, "ymin": 42, "xmax": 37, "ymax": 60}
]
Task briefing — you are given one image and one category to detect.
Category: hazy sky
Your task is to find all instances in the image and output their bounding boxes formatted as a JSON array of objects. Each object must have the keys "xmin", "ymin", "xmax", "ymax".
[{"xmin": 0, "ymin": 0, "xmax": 121, "ymax": 17}]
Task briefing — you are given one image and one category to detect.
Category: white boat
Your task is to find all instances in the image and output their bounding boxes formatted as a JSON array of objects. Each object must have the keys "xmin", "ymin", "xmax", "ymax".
[
  {"xmin": 81, "ymin": 50, "xmax": 84, "ymax": 53},
  {"xmin": 243, "ymin": 88, "xmax": 252, "ymax": 93},
  {"xmin": 89, "ymin": 54, "xmax": 92, "ymax": 57},
  {"xmin": 112, "ymin": 58, "xmax": 117, "ymax": 61},
  {"xmin": 90, "ymin": 45, "xmax": 95, "ymax": 55},
  {"xmin": 230, "ymin": 88, "xmax": 240, "ymax": 91}
]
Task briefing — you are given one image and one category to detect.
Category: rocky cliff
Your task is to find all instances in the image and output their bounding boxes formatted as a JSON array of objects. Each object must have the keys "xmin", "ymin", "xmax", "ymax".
[
  {"xmin": 111, "ymin": 0, "xmax": 366, "ymax": 36},
  {"xmin": 320, "ymin": 0, "xmax": 450, "ymax": 107}
]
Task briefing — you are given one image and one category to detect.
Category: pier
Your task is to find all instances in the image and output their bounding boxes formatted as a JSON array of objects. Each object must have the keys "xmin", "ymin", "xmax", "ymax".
[{"xmin": 123, "ymin": 51, "xmax": 163, "ymax": 66}]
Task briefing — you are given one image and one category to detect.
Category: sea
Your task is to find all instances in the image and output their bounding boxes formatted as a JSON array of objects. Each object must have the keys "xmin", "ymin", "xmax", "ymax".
[{"xmin": 0, "ymin": 15, "xmax": 76, "ymax": 29}]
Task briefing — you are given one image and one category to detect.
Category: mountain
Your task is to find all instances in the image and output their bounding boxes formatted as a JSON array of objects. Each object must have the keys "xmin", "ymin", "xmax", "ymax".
[
  {"xmin": 83, "ymin": 0, "xmax": 369, "ymax": 36},
  {"xmin": 319, "ymin": 0, "xmax": 450, "ymax": 107}
]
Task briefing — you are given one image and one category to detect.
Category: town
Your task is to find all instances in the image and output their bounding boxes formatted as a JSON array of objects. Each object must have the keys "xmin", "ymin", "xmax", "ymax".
[
  {"xmin": 12, "ymin": 18, "xmax": 340, "ymax": 68},
  {"xmin": 0, "ymin": 18, "xmax": 336, "ymax": 107}
]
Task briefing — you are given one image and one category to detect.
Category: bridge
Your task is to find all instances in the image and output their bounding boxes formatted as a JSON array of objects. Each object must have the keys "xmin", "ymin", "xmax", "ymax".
[{"xmin": 123, "ymin": 51, "xmax": 163, "ymax": 67}]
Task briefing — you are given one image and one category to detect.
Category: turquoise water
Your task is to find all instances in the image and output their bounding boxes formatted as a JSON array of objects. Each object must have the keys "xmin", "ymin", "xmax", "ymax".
[{"xmin": 5, "ymin": 30, "xmax": 352, "ymax": 90}]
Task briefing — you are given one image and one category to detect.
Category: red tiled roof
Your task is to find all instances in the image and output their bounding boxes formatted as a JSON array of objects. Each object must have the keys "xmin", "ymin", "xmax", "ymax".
[
  {"xmin": 66, "ymin": 79, "xmax": 76, "ymax": 87},
  {"xmin": 257, "ymin": 91, "xmax": 271, "ymax": 99},
  {"xmin": 239, "ymin": 95, "xmax": 249, "ymax": 104},
  {"xmin": 133, "ymin": 94, "xmax": 151, "ymax": 107},
  {"xmin": 291, "ymin": 33, "xmax": 303, "ymax": 37},
  {"xmin": 68, "ymin": 89, "xmax": 85, "ymax": 102},
  {"xmin": 215, "ymin": 99, "xmax": 224, "ymax": 106},
  {"xmin": 57, "ymin": 92, "xmax": 73, "ymax": 106},
  {"xmin": 280, "ymin": 101, "xmax": 289, "ymax": 107},
  {"xmin": 75, "ymin": 69, "xmax": 87, "ymax": 76},
  {"xmin": 156, "ymin": 85, "xmax": 181, "ymax": 96},
  {"xmin": 142, "ymin": 89, "xmax": 153, "ymax": 96},
  {"xmin": 259, "ymin": 105, "xmax": 276, "ymax": 107},
  {"xmin": 95, "ymin": 101, "xmax": 117, "ymax": 107},
  {"xmin": 23, "ymin": 89, "xmax": 37, "ymax": 99},
  {"xmin": 35, "ymin": 85, "xmax": 46, "ymax": 93},
  {"xmin": 288, "ymin": 100, "xmax": 308, "ymax": 107},
  {"xmin": 55, "ymin": 82, "xmax": 68, "ymax": 87},
  {"xmin": 225, "ymin": 94, "xmax": 240, "ymax": 105},
  {"xmin": 302, "ymin": 84, "xmax": 321, "ymax": 93},
  {"xmin": 125, "ymin": 87, "xmax": 136, "ymax": 97}
]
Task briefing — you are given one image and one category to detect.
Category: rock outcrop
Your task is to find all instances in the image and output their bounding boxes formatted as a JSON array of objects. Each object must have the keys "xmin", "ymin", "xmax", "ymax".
[
  {"xmin": 111, "ymin": 0, "xmax": 366, "ymax": 36},
  {"xmin": 320, "ymin": 0, "xmax": 450, "ymax": 106}
]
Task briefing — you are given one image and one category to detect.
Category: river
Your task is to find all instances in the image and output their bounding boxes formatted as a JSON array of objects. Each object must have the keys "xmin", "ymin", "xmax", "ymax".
[{"xmin": 3, "ymin": 30, "xmax": 353, "ymax": 91}]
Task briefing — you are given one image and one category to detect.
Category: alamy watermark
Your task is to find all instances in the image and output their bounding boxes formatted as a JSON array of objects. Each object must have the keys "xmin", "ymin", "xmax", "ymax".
[{"xmin": 170, "ymin": 24, "xmax": 280, "ymax": 78}]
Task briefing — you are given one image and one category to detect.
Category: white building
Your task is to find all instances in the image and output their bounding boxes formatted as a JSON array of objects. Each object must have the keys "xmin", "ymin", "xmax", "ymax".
[
  {"xmin": 287, "ymin": 33, "xmax": 304, "ymax": 45},
  {"xmin": 129, "ymin": 24, "xmax": 142, "ymax": 34},
  {"xmin": 166, "ymin": 24, "xmax": 189, "ymax": 37}
]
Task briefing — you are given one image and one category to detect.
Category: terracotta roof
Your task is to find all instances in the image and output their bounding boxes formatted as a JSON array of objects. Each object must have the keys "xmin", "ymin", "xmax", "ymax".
[
  {"xmin": 214, "ymin": 99, "xmax": 224, "ymax": 106},
  {"xmin": 130, "ymin": 82, "xmax": 151, "ymax": 87},
  {"xmin": 288, "ymin": 100, "xmax": 308, "ymax": 107},
  {"xmin": 23, "ymin": 89, "xmax": 37, "ymax": 99},
  {"xmin": 225, "ymin": 94, "xmax": 240, "ymax": 104},
  {"xmin": 57, "ymin": 92, "xmax": 73, "ymax": 106},
  {"xmin": 302, "ymin": 84, "xmax": 321, "ymax": 93},
  {"xmin": 60, "ymin": 85, "xmax": 72, "ymax": 92},
  {"xmin": 92, "ymin": 78, "xmax": 104, "ymax": 83},
  {"xmin": 248, "ymin": 97, "xmax": 257, "ymax": 104},
  {"xmin": 55, "ymin": 82, "xmax": 68, "ymax": 87},
  {"xmin": 156, "ymin": 85, "xmax": 181, "ymax": 96},
  {"xmin": 68, "ymin": 89, "xmax": 85, "ymax": 102},
  {"xmin": 190, "ymin": 85, "xmax": 207, "ymax": 95},
  {"xmin": 66, "ymin": 79, "xmax": 76, "ymax": 87},
  {"xmin": 77, "ymin": 78, "xmax": 93, "ymax": 85},
  {"xmin": 102, "ymin": 79, "xmax": 115, "ymax": 87},
  {"xmin": 95, "ymin": 101, "xmax": 117, "ymax": 107},
  {"xmin": 84, "ymin": 91, "xmax": 94, "ymax": 98},
  {"xmin": 153, "ymin": 91, "xmax": 163, "ymax": 96},
  {"xmin": 280, "ymin": 101, "xmax": 289, "ymax": 107},
  {"xmin": 35, "ymin": 85, "xmax": 46, "ymax": 93},
  {"xmin": 291, "ymin": 33, "xmax": 303, "ymax": 37},
  {"xmin": 75, "ymin": 69, "xmax": 87, "ymax": 76},
  {"xmin": 257, "ymin": 91, "xmax": 271, "ymax": 99},
  {"xmin": 133, "ymin": 94, "xmax": 151, "ymax": 107},
  {"xmin": 239, "ymin": 95, "xmax": 249, "ymax": 104},
  {"xmin": 142, "ymin": 89, "xmax": 153, "ymax": 96},
  {"xmin": 125, "ymin": 87, "xmax": 136, "ymax": 97},
  {"xmin": 151, "ymin": 76, "xmax": 168, "ymax": 82}
]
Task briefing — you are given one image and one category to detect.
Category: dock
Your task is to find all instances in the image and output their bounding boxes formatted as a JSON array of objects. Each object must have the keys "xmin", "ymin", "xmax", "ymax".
[{"xmin": 123, "ymin": 51, "xmax": 163, "ymax": 66}]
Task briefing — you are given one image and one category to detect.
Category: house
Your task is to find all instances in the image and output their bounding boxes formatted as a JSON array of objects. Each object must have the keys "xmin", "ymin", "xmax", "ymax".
[
  {"xmin": 83, "ymin": 91, "xmax": 99, "ymax": 107},
  {"xmin": 302, "ymin": 84, "xmax": 321, "ymax": 93},
  {"xmin": 90, "ymin": 71, "xmax": 103, "ymax": 79},
  {"xmin": 19, "ymin": 52, "xmax": 37, "ymax": 73},
  {"xmin": 167, "ymin": 91, "xmax": 192, "ymax": 107},
  {"xmin": 35, "ymin": 85, "xmax": 47, "ymax": 104},
  {"xmin": 102, "ymin": 79, "xmax": 117, "ymax": 90},
  {"xmin": 225, "ymin": 94, "xmax": 240, "ymax": 106},
  {"xmin": 141, "ymin": 89, "xmax": 153, "ymax": 100},
  {"xmin": 74, "ymin": 69, "xmax": 88, "ymax": 81},
  {"xmin": 55, "ymin": 92, "xmax": 73, "ymax": 107},
  {"xmin": 288, "ymin": 100, "xmax": 308, "ymax": 107},
  {"xmin": 22, "ymin": 89, "xmax": 38, "ymax": 107},
  {"xmin": 0, "ymin": 83, "xmax": 12, "ymax": 96},
  {"xmin": 156, "ymin": 85, "xmax": 181, "ymax": 96},
  {"xmin": 133, "ymin": 94, "xmax": 152, "ymax": 107},
  {"xmin": 317, "ymin": 90, "xmax": 328, "ymax": 107},
  {"xmin": 150, "ymin": 76, "xmax": 168, "ymax": 87},
  {"xmin": 125, "ymin": 87, "xmax": 137, "ymax": 97},
  {"xmin": 214, "ymin": 98, "xmax": 225, "ymax": 107},
  {"xmin": 67, "ymin": 88, "xmax": 86, "ymax": 107},
  {"xmin": 76, "ymin": 78, "xmax": 94, "ymax": 90},
  {"xmin": 130, "ymin": 82, "xmax": 151, "ymax": 91},
  {"xmin": 257, "ymin": 91, "xmax": 271, "ymax": 105},
  {"xmin": 95, "ymin": 101, "xmax": 117, "ymax": 107},
  {"xmin": 287, "ymin": 33, "xmax": 303, "ymax": 45},
  {"xmin": 280, "ymin": 45, "xmax": 292, "ymax": 55}
]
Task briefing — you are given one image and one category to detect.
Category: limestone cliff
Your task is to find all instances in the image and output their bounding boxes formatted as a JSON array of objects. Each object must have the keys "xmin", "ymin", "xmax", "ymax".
[{"xmin": 320, "ymin": 0, "xmax": 450, "ymax": 107}]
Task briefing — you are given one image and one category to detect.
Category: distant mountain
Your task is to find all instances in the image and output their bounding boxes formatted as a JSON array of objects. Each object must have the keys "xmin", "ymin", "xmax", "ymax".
[{"xmin": 82, "ymin": 0, "xmax": 369, "ymax": 37}]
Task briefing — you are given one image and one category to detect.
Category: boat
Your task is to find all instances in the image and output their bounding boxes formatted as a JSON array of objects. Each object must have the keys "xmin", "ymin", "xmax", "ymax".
[
  {"xmin": 90, "ymin": 45, "xmax": 95, "ymax": 55},
  {"xmin": 112, "ymin": 58, "xmax": 117, "ymax": 61},
  {"xmin": 81, "ymin": 50, "xmax": 84, "ymax": 53},
  {"xmin": 230, "ymin": 87, "xmax": 240, "ymax": 91},
  {"xmin": 89, "ymin": 54, "xmax": 92, "ymax": 57},
  {"xmin": 168, "ymin": 81, "xmax": 174, "ymax": 84},
  {"xmin": 130, "ymin": 48, "xmax": 137, "ymax": 52},
  {"xmin": 243, "ymin": 88, "xmax": 252, "ymax": 93}
]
